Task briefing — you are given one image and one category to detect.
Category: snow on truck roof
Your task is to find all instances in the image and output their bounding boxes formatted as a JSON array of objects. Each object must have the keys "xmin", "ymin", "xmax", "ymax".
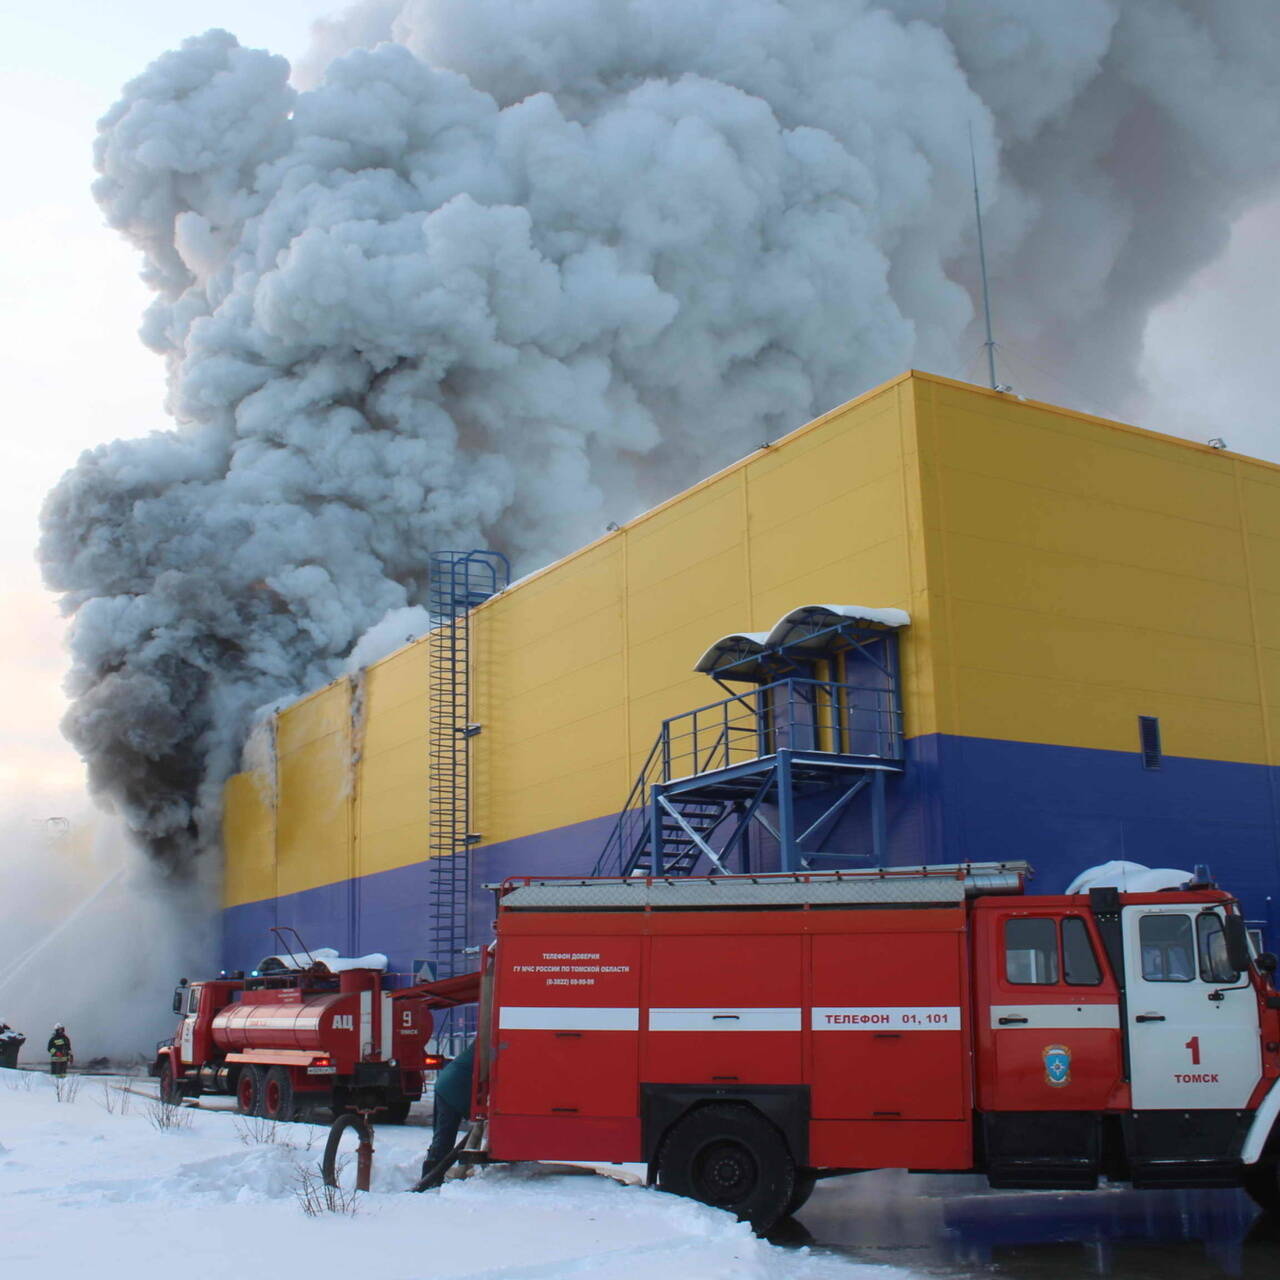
[
  {"xmin": 496, "ymin": 863, "xmax": 1029, "ymax": 911},
  {"xmin": 258, "ymin": 947, "xmax": 388, "ymax": 973}
]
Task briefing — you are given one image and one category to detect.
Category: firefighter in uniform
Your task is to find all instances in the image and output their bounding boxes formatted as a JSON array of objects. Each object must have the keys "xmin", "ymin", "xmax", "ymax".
[
  {"xmin": 47, "ymin": 1024, "xmax": 72, "ymax": 1076},
  {"xmin": 420, "ymin": 1041, "xmax": 475, "ymax": 1188}
]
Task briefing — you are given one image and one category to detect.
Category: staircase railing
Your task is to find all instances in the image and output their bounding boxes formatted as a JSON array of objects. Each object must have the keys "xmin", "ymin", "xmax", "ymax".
[
  {"xmin": 661, "ymin": 677, "xmax": 901, "ymax": 780},
  {"xmin": 592, "ymin": 735, "xmax": 665, "ymax": 877}
]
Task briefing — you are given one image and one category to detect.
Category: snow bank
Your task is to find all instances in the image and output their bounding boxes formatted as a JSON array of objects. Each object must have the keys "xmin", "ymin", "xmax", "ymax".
[{"xmin": 0, "ymin": 1071, "xmax": 899, "ymax": 1279}]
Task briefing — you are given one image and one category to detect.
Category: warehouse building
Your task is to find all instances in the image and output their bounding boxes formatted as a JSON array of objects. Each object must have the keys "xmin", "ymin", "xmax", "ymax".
[{"xmin": 221, "ymin": 371, "xmax": 1280, "ymax": 976}]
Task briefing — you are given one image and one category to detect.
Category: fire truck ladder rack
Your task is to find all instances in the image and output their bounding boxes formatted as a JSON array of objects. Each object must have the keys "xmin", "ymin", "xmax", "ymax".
[
  {"xmin": 426, "ymin": 549, "xmax": 509, "ymax": 1047},
  {"xmin": 497, "ymin": 862, "xmax": 1032, "ymax": 910},
  {"xmin": 593, "ymin": 614, "xmax": 905, "ymax": 878}
]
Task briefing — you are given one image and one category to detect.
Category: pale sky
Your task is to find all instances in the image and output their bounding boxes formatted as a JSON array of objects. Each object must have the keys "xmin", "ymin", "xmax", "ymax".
[
  {"xmin": 0, "ymin": 2, "xmax": 1276, "ymax": 819},
  {"xmin": 0, "ymin": 1, "xmax": 342, "ymax": 816}
]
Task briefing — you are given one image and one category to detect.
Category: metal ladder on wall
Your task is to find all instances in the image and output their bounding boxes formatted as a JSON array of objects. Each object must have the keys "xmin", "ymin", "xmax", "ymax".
[{"xmin": 425, "ymin": 550, "xmax": 509, "ymax": 1049}]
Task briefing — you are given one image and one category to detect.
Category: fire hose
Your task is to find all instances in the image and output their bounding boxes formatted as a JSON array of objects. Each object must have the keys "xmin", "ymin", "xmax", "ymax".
[{"xmin": 321, "ymin": 1112, "xmax": 376, "ymax": 1192}]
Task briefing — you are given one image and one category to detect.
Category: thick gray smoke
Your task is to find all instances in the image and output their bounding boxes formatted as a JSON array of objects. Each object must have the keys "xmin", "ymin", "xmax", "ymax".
[{"xmin": 42, "ymin": 1, "xmax": 1280, "ymax": 870}]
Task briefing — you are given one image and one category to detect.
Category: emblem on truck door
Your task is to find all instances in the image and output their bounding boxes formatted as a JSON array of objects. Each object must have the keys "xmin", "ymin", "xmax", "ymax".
[{"xmin": 1043, "ymin": 1044, "xmax": 1071, "ymax": 1087}]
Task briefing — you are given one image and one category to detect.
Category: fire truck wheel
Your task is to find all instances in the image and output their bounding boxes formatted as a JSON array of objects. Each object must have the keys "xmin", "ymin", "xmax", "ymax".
[
  {"xmin": 380, "ymin": 1099, "xmax": 411, "ymax": 1125},
  {"xmin": 1243, "ymin": 1161, "xmax": 1280, "ymax": 1215},
  {"xmin": 235, "ymin": 1065, "xmax": 264, "ymax": 1116},
  {"xmin": 656, "ymin": 1104, "xmax": 795, "ymax": 1232},
  {"xmin": 261, "ymin": 1067, "xmax": 298, "ymax": 1122},
  {"xmin": 158, "ymin": 1059, "xmax": 182, "ymax": 1106},
  {"xmin": 786, "ymin": 1170, "xmax": 817, "ymax": 1216}
]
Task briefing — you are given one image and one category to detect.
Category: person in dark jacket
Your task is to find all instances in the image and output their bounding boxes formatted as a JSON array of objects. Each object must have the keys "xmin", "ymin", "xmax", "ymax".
[
  {"xmin": 47, "ymin": 1024, "xmax": 72, "ymax": 1076},
  {"xmin": 0, "ymin": 1023, "xmax": 25, "ymax": 1070},
  {"xmin": 420, "ymin": 1042, "xmax": 475, "ymax": 1187}
]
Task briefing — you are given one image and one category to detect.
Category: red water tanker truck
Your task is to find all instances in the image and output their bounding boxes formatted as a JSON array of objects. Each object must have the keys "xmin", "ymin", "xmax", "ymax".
[{"xmin": 150, "ymin": 944, "xmax": 442, "ymax": 1122}]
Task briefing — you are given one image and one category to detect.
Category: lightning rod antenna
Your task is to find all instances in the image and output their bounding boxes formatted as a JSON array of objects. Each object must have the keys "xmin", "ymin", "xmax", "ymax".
[{"xmin": 969, "ymin": 125, "xmax": 998, "ymax": 390}]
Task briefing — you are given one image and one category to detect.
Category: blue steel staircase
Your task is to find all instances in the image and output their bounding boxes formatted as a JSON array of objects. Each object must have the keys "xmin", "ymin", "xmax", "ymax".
[{"xmin": 592, "ymin": 670, "xmax": 904, "ymax": 878}]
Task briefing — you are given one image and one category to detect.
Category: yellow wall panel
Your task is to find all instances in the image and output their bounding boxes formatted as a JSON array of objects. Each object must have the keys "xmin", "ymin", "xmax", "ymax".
[
  {"xmin": 931, "ymin": 469, "xmax": 1247, "ymax": 589},
  {"xmin": 221, "ymin": 770, "xmax": 275, "ymax": 907},
  {"xmin": 913, "ymin": 374, "xmax": 1279, "ymax": 765},
  {"xmin": 943, "ymin": 534, "xmax": 1253, "ymax": 646},
  {"xmin": 923, "ymin": 383, "xmax": 1241, "ymax": 529},
  {"xmin": 952, "ymin": 667, "xmax": 1269, "ymax": 765},
  {"xmin": 275, "ymin": 679, "xmax": 353, "ymax": 897}
]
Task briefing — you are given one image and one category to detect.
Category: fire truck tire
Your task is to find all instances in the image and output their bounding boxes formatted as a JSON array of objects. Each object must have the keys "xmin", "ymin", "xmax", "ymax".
[
  {"xmin": 1243, "ymin": 1162, "xmax": 1280, "ymax": 1215},
  {"xmin": 656, "ymin": 1103, "xmax": 795, "ymax": 1232},
  {"xmin": 786, "ymin": 1170, "xmax": 817, "ymax": 1216},
  {"xmin": 261, "ymin": 1067, "xmax": 298, "ymax": 1122},
  {"xmin": 158, "ymin": 1059, "xmax": 182, "ymax": 1106},
  {"xmin": 236, "ymin": 1065, "xmax": 264, "ymax": 1116},
  {"xmin": 380, "ymin": 1098, "xmax": 412, "ymax": 1125}
]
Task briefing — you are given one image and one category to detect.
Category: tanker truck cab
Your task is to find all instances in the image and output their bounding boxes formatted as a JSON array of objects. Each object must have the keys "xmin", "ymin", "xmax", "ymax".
[
  {"xmin": 472, "ymin": 865, "xmax": 1280, "ymax": 1230},
  {"xmin": 174, "ymin": 981, "xmax": 202, "ymax": 1067}
]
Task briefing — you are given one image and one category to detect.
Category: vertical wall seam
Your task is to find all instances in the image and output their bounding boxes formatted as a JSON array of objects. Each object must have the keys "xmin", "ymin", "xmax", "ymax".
[
  {"xmin": 622, "ymin": 529, "xmax": 632, "ymax": 786},
  {"xmin": 742, "ymin": 464, "xmax": 755, "ymax": 629},
  {"xmin": 1231, "ymin": 460, "xmax": 1280, "ymax": 911}
]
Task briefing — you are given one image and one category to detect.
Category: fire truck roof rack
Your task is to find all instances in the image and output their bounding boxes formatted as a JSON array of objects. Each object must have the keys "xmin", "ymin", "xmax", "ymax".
[{"xmin": 490, "ymin": 861, "xmax": 1030, "ymax": 912}]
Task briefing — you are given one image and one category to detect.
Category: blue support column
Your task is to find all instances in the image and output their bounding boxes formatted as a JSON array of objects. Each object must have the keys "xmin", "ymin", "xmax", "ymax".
[
  {"xmin": 871, "ymin": 768, "xmax": 887, "ymax": 866},
  {"xmin": 778, "ymin": 749, "xmax": 796, "ymax": 871},
  {"xmin": 650, "ymin": 784, "xmax": 665, "ymax": 875}
]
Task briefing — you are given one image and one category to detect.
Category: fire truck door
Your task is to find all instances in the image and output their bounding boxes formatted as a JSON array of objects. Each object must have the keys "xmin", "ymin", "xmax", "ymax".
[
  {"xmin": 1121, "ymin": 905, "xmax": 1261, "ymax": 1110},
  {"xmin": 180, "ymin": 985, "xmax": 200, "ymax": 1064}
]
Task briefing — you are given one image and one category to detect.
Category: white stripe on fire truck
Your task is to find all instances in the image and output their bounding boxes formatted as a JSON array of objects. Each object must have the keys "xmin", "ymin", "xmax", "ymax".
[
  {"xmin": 498, "ymin": 1006, "xmax": 640, "ymax": 1031},
  {"xmin": 811, "ymin": 1006, "xmax": 962, "ymax": 1030},
  {"xmin": 988, "ymin": 1004, "xmax": 1120, "ymax": 1030},
  {"xmin": 381, "ymin": 993, "xmax": 393, "ymax": 1060},
  {"xmin": 648, "ymin": 1007, "xmax": 802, "ymax": 1032}
]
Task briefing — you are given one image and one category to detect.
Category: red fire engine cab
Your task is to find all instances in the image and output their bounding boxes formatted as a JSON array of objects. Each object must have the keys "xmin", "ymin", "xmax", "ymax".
[
  {"xmin": 460, "ymin": 863, "xmax": 1280, "ymax": 1229},
  {"xmin": 151, "ymin": 945, "xmax": 435, "ymax": 1122}
]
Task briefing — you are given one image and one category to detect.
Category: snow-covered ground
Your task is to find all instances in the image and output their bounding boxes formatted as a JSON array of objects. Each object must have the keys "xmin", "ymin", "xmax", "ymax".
[{"xmin": 0, "ymin": 1068, "xmax": 905, "ymax": 1279}]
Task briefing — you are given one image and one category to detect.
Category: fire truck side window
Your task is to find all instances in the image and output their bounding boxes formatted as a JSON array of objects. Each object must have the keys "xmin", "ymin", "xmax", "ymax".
[
  {"xmin": 1196, "ymin": 913, "xmax": 1239, "ymax": 984},
  {"xmin": 1139, "ymin": 913, "xmax": 1196, "ymax": 982},
  {"xmin": 1061, "ymin": 917, "xmax": 1102, "ymax": 985},
  {"xmin": 1005, "ymin": 918, "xmax": 1060, "ymax": 984}
]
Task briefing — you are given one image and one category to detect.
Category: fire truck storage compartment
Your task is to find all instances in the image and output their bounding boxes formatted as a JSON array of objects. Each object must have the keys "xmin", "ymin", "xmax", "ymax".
[{"xmin": 487, "ymin": 872, "xmax": 974, "ymax": 1170}]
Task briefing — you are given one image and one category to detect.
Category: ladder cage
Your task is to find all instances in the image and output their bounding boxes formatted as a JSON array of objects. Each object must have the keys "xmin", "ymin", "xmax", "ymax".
[{"xmin": 425, "ymin": 549, "xmax": 509, "ymax": 1051}]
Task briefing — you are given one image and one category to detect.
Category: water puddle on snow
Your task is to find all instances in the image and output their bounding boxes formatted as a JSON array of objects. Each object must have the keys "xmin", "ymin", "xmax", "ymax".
[{"xmin": 778, "ymin": 1170, "xmax": 1280, "ymax": 1280}]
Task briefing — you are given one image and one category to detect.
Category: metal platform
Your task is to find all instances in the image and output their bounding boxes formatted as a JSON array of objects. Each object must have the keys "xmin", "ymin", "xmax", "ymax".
[{"xmin": 593, "ymin": 613, "xmax": 907, "ymax": 877}]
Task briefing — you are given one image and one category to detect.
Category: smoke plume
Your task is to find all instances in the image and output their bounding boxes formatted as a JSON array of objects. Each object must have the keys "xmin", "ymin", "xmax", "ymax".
[{"xmin": 41, "ymin": 1, "xmax": 1280, "ymax": 870}]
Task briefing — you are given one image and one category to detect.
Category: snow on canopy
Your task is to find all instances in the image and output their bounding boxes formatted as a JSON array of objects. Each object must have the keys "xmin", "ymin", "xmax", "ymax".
[
  {"xmin": 695, "ymin": 604, "xmax": 910, "ymax": 678},
  {"xmin": 41, "ymin": 1, "xmax": 1280, "ymax": 870}
]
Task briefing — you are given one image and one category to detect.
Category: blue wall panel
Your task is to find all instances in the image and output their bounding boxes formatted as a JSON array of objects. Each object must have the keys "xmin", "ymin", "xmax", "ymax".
[{"xmin": 223, "ymin": 734, "xmax": 1280, "ymax": 971}]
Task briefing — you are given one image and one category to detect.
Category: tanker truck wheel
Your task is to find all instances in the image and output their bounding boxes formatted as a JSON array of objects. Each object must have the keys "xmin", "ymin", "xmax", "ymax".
[
  {"xmin": 656, "ymin": 1103, "xmax": 795, "ymax": 1233},
  {"xmin": 235, "ymin": 1065, "xmax": 264, "ymax": 1116},
  {"xmin": 158, "ymin": 1060, "xmax": 183, "ymax": 1106},
  {"xmin": 379, "ymin": 1098, "xmax": 411, "ymax": 1125},
  {"xmin": 261, "ymin": 1067, "xmax": 298, "ymax": 1122}
]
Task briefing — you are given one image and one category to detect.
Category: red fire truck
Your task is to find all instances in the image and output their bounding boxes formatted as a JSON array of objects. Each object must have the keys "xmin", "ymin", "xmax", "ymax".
[
  {"xmin": 452, "ymin": 863, "xmax": 1280, "ymax": 1229},
  {"xmin": 152, "ymin": 945, "xmax": 436, "ymax": 1122}
]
